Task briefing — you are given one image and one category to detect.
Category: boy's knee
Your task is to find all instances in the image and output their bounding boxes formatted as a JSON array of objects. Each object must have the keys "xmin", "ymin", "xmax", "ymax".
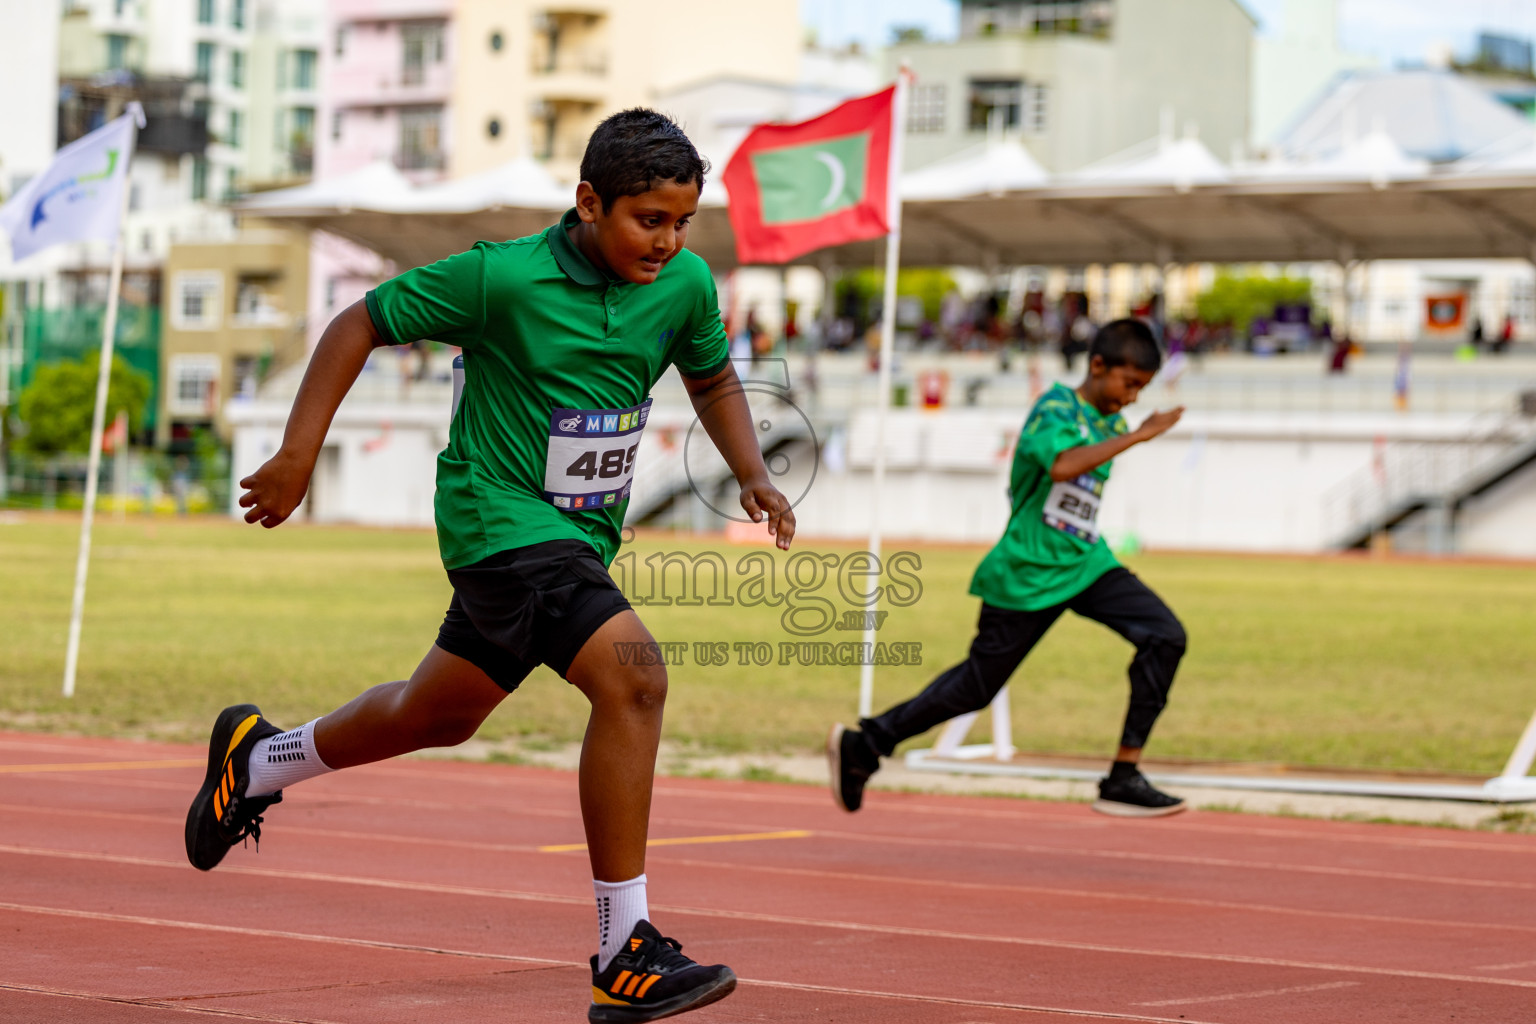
[
  {"xmin": 609, "ymin": 661, "xmax": 669, "ymax": 715},
  {"xmin": 1152, "ymin": 615, "xmax": 1187, "ymax": 654},
  {"xmin": 418, "ymin": 712, "xmax": 483, "ymax": 748}
]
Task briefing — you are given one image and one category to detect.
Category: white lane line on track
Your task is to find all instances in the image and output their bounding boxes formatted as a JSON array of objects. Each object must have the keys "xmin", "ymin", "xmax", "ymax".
[
  {"xmin": 6, "ymin": 786, "xmax": 1531, "ymax": 896},
  {"xmin": 1477, "ymin": 959, "xmax": 1536, "ymax": 971},
  {"xmin": 641, "ymin": 853, "xmax": 1536, "ymax": 935},
  {"xmin": 0, "ymin": 984, "xmax": 324, "ymax": 1023},
  {"xmin": 0, "ymin": 900, "xmax": 575, "ymax": 965},
  {"xmin": 1136, "ymin": 981, "xmax": 1360, "ymax": 1006},
  {"xmin": 7, "ymin": 800, "xmax": 1527, "ymax": 942},
  {"xmin": 5, "ymin": 846, "xmax": 1536, "ymax": 992},
  {"xmin": 5, "ymin": 738, "xmax": 1529, "ymax": 859},
  {"xmin": 0, "ymin": 906, "xmax": 1223, "ymax": 1024}
]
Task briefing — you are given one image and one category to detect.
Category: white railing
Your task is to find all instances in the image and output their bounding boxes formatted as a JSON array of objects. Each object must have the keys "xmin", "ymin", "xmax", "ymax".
[{"xmin": 1320, "ymin": 395, "xmax": 1536, "ymax": 546}]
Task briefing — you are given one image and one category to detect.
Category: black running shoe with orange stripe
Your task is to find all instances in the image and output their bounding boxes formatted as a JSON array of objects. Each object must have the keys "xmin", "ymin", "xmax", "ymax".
[
  {"xmin": 185, "ymin": 704, "xmax": 284, "ymax": 871},
  {"xmin": 588, "ymin": 920, "xmax": 736, "ymax": 1023}
]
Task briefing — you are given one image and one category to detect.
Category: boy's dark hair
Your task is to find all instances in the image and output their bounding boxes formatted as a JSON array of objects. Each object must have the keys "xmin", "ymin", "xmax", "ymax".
[
  {"xmin": 1090, "ymin": 318, "xmax": 1162, "ymax": 373},
  {"xmin": 580, "ymin": 108, "xmax": 709, "ymax": 212}
]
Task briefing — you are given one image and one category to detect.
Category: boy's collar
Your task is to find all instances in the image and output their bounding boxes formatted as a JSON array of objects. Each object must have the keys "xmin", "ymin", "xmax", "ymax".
[{"xmin": 549, "ymin": 207, "xmax": 616, "ymax": 288}]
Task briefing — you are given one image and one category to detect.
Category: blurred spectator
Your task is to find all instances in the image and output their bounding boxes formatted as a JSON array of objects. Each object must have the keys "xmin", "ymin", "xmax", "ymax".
[
  {"xmin": 1471, "ymin": 316, "xmax": 1485, "ymax": 350},
  {"xmin": 1496, "ymin": 314, "xmax": 1515, "ymax": 354},
  {"xmin": 1329, "ymin": 330, "xmax": 1352, "ymax": 374}
]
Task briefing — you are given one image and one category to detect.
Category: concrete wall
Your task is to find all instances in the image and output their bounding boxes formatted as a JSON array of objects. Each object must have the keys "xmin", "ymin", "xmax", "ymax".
[{"xmin": 890, "ymin": 0, "xmax": 1253, "ymax": 174}]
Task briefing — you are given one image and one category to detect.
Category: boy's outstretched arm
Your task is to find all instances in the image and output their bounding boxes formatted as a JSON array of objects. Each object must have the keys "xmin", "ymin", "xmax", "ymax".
[
  {"xmin": 239, "ymin": 299, "xmax": 387, "ymax": 528},
  {"xmin": 681, "ymin": 364, "xmax": 796, "ymax": 549},
  {"xmin": 1049, "ymin": 406, "xmax": 1184, "ymax": 482}
]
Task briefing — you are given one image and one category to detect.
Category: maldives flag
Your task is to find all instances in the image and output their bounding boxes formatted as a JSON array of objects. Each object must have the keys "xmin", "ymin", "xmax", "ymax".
[{"xmin": 722, "ymin": 86, "xmax": 895, "ymax": 265}]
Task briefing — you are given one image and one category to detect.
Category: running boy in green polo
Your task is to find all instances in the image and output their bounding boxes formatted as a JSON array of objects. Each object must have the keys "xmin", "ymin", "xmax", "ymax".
[
  {"xmin": 184, "ymin": 110, "xmax": 793, "ymax": 1023},
  {"xmin": 829, "ymin": 319, "xmax": 1189, "ymax": 817}
]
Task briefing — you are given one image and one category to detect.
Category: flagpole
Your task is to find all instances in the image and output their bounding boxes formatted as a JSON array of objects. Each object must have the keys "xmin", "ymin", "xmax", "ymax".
[
  {"xmin": 62, "ymin": 107, "xmax": 140, "ymax": 699},
  {"xmin": 857, "ymin": 67, "xmax": 910, "ymax": 719}
]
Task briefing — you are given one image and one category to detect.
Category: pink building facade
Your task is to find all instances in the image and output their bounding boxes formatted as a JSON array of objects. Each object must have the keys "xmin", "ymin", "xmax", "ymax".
[{"xmin": 310, "ymin": 0, "xmax": 455, "ymax": 349}]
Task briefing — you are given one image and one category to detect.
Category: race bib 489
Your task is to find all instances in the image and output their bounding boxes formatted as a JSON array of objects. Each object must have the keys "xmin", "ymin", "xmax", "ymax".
[{"xmin": 543, "ymin": 399, "xmax": 652, "ymax": 512}]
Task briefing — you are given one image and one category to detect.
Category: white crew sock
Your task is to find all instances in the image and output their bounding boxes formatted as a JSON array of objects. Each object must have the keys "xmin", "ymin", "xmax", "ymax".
[
  {"xmin": 245, "ymin": 719, "xmax": 334, "ymax": 797},
  {"xmin": 594, "ymin": 874, "xmax": 649, "ymax": 972}
]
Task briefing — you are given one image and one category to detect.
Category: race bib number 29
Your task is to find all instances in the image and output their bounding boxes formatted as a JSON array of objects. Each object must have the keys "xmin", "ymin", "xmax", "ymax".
[
  {"xmin": 1042, "ymin": 473, "xmax": 1104, "ymax": 544},
  {"xmin": 543, "ymin": 399, "xmax": 651, "ymax": 512}
]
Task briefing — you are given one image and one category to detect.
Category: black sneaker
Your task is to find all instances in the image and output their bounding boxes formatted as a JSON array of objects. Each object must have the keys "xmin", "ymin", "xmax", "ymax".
[
  {"xmin": 185, "ymin": 704, "xmax": 284, "ymax": 870},
  {"xmin": 588, "ymin": 919, "xmax": 736, "ymax": 1022},
  {"xmin": 1092, "ymin": 769, "xmax": 1187, "ymax": 818},
  {"xmin": 826, "ymin": 723, "xmax": 880, "ymax": 813}
]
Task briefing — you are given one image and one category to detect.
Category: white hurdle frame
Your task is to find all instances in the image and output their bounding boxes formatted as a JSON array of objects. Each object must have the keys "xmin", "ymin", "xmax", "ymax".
[
  {"xmin": 929, "ymin": 685, "xmax": 1015, "ymax": 762},
  {"xmin": 911, "ymin": 696, "xmax": 1536, "ymax": 805}
]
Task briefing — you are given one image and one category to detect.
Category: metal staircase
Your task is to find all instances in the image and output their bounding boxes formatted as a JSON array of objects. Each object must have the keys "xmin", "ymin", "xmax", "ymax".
[{"xmin": 1324, "ymin": 390, "xmax": 1536, "ymax": 551}]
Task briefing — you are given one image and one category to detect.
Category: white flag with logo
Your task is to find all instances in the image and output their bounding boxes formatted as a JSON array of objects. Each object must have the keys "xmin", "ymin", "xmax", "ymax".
[{"xmin": 0, "ymin": 105, "xmax": 139, "ymax": 262}]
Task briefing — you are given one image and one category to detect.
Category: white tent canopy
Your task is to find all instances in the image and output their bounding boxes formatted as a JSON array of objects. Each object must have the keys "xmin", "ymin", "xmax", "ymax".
[
  {"xmin": 407, "ymin": 155, "xmax": 570, "ymax": 213},
  {"xmin": 238, "ymin": 159, "xmax": 415, "ymax": 214},
  {"xmin": 1071, "ymin": 135, "xmax": 1231, "ymax": 191},
  {"xmin": 236, "ymin": 136, "xmax": 1536, "ymax": 271},
  {"xmin": 901, "ymin": 138, "xmax": 1049, "ymax": 200},
  {"xmin": 1238, "ymin": 129, "xmax": 1429, "ymax": 188}
]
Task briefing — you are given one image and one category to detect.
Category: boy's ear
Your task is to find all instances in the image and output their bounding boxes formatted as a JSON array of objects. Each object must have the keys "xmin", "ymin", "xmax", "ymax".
[
  {"xmin": 1087, "ymin": 353, "xmax": 1107, "ymax": 376},
  {"xmin": 574, "ymin": 182, "xmax": 602, "ymax": 224}
]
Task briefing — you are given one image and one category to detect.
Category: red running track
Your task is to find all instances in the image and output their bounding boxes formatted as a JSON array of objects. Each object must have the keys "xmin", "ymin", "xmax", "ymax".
[{"xmin": 3, "ymin": 731, "xmax": 1535, "ymax": 1023}]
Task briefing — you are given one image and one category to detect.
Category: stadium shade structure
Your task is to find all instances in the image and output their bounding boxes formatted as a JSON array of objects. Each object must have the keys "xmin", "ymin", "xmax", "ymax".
[
  {"xmin": 237, "ymin": 144, "xmax": 1536, "ymax": 272},
  {"xmin": 236, "ymin": 142, "xmax": 1536, "ymax": 804}
]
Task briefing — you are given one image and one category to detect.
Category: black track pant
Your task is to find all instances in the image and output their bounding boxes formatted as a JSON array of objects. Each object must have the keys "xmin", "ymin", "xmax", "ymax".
[{"xmin": 861, "ymin": 567, "xmax": 1186, "ymax": 756}]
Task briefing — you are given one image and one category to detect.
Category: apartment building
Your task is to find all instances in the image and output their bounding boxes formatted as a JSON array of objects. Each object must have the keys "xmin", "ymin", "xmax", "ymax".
[
  {"xmin": 319, "ymin": 0, "xmax": 802, "ymax": 184},
  {"xmin": 308, "ymin": 0, "xmax": 803, "ymax": 344},
  {"xmin": 887, "ymin": 0, "xmax": 1254, "ymax": 173}
]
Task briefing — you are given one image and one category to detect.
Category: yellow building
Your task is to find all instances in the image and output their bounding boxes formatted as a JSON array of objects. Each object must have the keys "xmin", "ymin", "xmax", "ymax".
[
  {"xmin": 449, "ymin": 1, "xmax": 803, "ymax": 181},
  {"xmin": 160, "ymin": 228, "xmax": 310, "ymax": 446}
]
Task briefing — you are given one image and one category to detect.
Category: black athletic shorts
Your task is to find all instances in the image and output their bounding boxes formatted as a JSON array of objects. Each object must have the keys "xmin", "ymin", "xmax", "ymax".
[{"xmin": 434, "ymin": 539, "xmax": 632, "ymax": 691}]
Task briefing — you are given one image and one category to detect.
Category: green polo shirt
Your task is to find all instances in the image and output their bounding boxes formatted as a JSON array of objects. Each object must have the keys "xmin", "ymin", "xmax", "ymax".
[
  {"xmin": 365, "ymin": 209, "xmax": 729, "ymax": 569},
  {"xmin": 969, "ymin": 383, "xmax": 1126, "ymax": 611}
]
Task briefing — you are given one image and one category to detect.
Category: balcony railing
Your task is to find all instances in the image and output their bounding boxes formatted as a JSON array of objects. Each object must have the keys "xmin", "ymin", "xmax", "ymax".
[
  {"xmin": 138, "ymin": 114, "xmax": 210, "ymax": 155},
  {"xmin": 532, "ymin": 47, "xmax": 608, "ymax": 76},
  {"xmin": 394, "ymin": 148, "xmax": 445, "ymax": 171}
]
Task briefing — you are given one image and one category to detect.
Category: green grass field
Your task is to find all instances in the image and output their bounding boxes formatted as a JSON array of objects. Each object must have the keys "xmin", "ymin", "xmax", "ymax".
[{"xmin": 2, "ymin": 515, "xmax": 1534, "ymax": 775}]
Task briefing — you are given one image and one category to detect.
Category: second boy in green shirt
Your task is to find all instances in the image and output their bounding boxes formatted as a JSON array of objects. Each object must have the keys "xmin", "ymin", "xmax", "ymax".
[{"xmin": 830, "ymin": 319, "xmax": 1190, "ymax": 818}]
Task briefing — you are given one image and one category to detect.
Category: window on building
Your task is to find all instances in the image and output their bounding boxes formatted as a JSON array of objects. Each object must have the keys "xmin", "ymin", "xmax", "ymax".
[
  {"xmin": 968, "ymin": 78, "xmax": 1022, "ymax": 131},
  {"xmin": 171, "ymin": 274, "xmax": 222, "ymax": 330},
  {"xmin": 334, "ymin": 26, "xmax": 346, "ymax": 56},
  {"xmin": 227, "ymin": 109, "xmax": 242, "ymax": 148},
  {"xmin": 197, "ymin": 0, "xmax": 214, "ymax": 25},
  {"xmin": 233, "ymin": 355, "xmax": 260, "ymax": 399},
  {"xmin": 229, "ymin": 49, "xmax": 244, "ymax": 88},
  {"xmin": 908, "ymin": 83, "xmax": 946, "ymax": 133},
  {"xmin": 191, "ymin": 156, "xmax": 209, "ymax": 200},
  {"xmin": 195, "ymin": 41, "xmax": 214, "ymax": 81},
  {"xmin": 226, "ymin": 166, "xmax": 238, "ymax": 197},
  {"xmin": 169, "ymin": 354, "xmax": 221, "ymax": 415},
  {"xmin": 1024, "ymin": 82, "xmax": 1049, "ymax": 134},
  {"xmin": 331, "ymin": 110, "xmax": 343, "ymax": 141},
  {"xmin": 107, "ymin": 34, "xmax": 130, "ymax": 70},
  {"xmin": 230, "ymin": 0, "xmax": 244, "ymax": 30},
  {"xmin": 293, "ymin": 48, "xmax": 317, "ymax": 90},
  {"xmin": 401, "ymin": 23, "xmax": 444, "ymax": 85},
  {"xmin": 290, "ymin": 106, "xmax": 315, "ymax": 172},
  {"xmin": 398, "ymin": 106, "xmax": 443, "ymax": 169},
  {"xmin": 115, "ymin": 0, "xmax": 130, "ymax": 16}
]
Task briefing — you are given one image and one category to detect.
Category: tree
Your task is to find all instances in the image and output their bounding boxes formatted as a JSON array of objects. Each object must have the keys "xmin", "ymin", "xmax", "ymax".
[
  {"xmin": 1194, "ymin": 273, "xmax": 1313, "ymax": 334},
  {"xmin": 14, "ymin": 354, "xmax": 152, "ymax": 455}
]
